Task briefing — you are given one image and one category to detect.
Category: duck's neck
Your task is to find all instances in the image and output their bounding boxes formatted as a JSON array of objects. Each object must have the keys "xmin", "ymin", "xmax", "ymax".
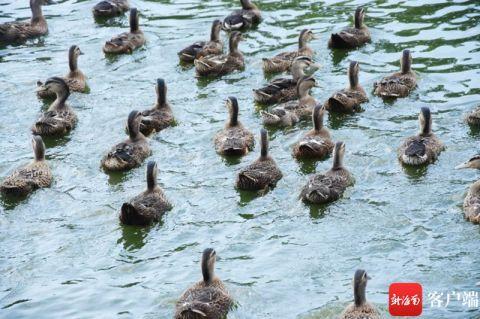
[
  {"xmin": 421, "ymin": 120, "xmax": 431, "ymax": 136},
  {"xmin": 128, "ymin": 121, "xmax": 141, "ymax": 140},
  {"xmin": 241, "ymin": 0, "xmax": 256, "ymax": 10},
  {"xmin": 332, "ymin": 150, "xmax": 343, "ymax": 170},
  {"xmin": 157, "ymin": 87, "xmax": 167, "ymax": 109},
  {"xmin": 146, "ymin": 168, "xmax": 157, "ymax": 191},
  {"xmin": 297, "ymin": 83, "xmax": 312, "ymax": 100},
  {"xmin": 229, "ymin": 106, "xmax": 238, "ymax": 127},
  {"xmin": 401, "ymin": 55, "xmax": 411, "ymax": 74},
  {"xmin": 299, "ymin": 34, "xmax": 308, "ymax": 50},
  {"xmin": 210, "ymin": 25, "xmax": 220, "ymax": 42},
  {"xmin": 229, "ymin": 38, "xmax": 240, "ymax": 55},
  {"xmin": 260, "ymin": 131, "xmax": 268, "ymax": 158},
  {"xmin": 354, "ymin": 283, "xmax": 367, "ymax": 307},
  {"xmin": 31, "ymin": 1, "xmax": 44, "ymax": 24},
  {"xmin": 130, "ymin": 13, "xmax": 139, "ymax": 32},
  {"xmin": 354, "ymin": 11, "xmax": 363, "ymax": 29},
  {"xmin": 291, "ymin": 63, "xmax": 306, "ymax": 82},
  {"xmin": 201, "ymin": 259, "xmax": 213, "ymax": 284},
  {"xmin": 53, "ymin": 91, "xmax": 69, "ymax": 108},
  {"xmin": 313, "ymin": 109, "xmax": 323, "ymax": 131},
  {"xmin": 349, "ymin": 67, "xmax": 359, "ymax": 90},
  {"xmin": 69, "ymin": 52, "xmax": 78, "ymax": 72},
  {"xmin": 34, "ymin": 145, "xmax": 45, "ymax": 161}
]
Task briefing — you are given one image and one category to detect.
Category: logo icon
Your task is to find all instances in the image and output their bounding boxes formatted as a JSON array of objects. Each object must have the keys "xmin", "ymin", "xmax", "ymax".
[{"xmin": 389, "ymin": 282, "xmax": 423, "ymax": 316}]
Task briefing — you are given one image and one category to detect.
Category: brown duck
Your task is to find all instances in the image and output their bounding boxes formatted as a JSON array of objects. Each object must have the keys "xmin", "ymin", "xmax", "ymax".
[
  {"xmin": 101, "ymin": 110, "xmax": 150, "ymax": 172},
  {"xmin": 120, "ymin": 161, "xmax": 172, "ymax": 226},
  {"xmin": 178, "ymin": 20, "xmax": 223, "ymax": 63},
  {"xmin": 222, "ymin": 0, "xmax": 261, "ymax": 31},
  {"xmin": 340, "ymin": 270, "xmax": 381, "ymax": 319},
  {"xmin": 465, "ymin": 106, "xmax": 480, "ymax": 126},
  {"xmin": 293, "ymin": 104, "xmax": 334, "ymax": 159},
  {"xmin": 324, "ymin": 61, "xmax": 368, "ymax": 113},
  {"xmin": 0, "ymin": 0, "xmax": 49, "ymax": 43},
  {"xmin": 93, "ymin": 0, "xmax": 129, "ymax": 18},
  {"xmin": 328, "ymin": 7, "xmax": 370, "ymax": 49},
  {"xmin": 214, "ymin": 97, "xmax": 254, "ymax": 156},
  {"xmin": 139, "ymin": 79, "xmax": 175, "ymax": 136},
  {"xmin": 374, "ymin": 50, "xmax": 416, "ymax": 98},
  {"xmin": 301, "ymin": 141, "xmax": 353, "ymax": 204},
  {"xmin": 462, "ymin": 180, "xmax": 480, "ymax": 224},
  {"xmin": 0, "ymin": 135, "xmax": 52, "ymax": 196},
  {"xmin": 103, "ymin": 8, "xmax": 145, "ymax": 54}
]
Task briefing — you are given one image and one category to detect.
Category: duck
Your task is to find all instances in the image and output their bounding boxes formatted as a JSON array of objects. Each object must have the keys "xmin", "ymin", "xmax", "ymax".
[
  {"xmin": 398, "ymin": 107, "xmax": 444, "ymax": 166},
  {"xmin": 0, "ymin": 0, "xmax": 49, "ymax": 43},
  {"xmin": 465, "ymin": 106, "xmax": 480, "ymax": 126},
  {"xmin": 324, "ymin": 61, "xmax": 368, "ymax": 113},
  {"xmin": 93, "ymin": 0, "xmax": 129, "ymax": 18},
  {"xmin": 261, "ymin": 75, "xmax": 317, "ymax": 127},
  {"xmin": 0, "ymin": 135, "xmax": 52, "ymax": 196},
  {"xmin": 31, "ymin": 77, "xmax": 78, "ymax": 136},
  {"xmin": 101, "ymin": 110, "xmax": 151, "ymax": 172},
  {"xmin": 374, "ymin": 50, "xmax": 416, "ymax": 98},
  {"xmin": 139, "ymin": 79, "xmax": 175, "ymax": 136},
  {"xmin": 36, "ymin": 45, "xmax": 87, "ymax": 99},
  {"xmin": 254, "ymin": 56, "xmax": 318, "ymax": 105},
  {"xmin": 103, "ymin": 8, "xmax": 145, "ymax": 54},
  {"xmin": 120, "ymin": 161, "xmax": 172, "ymax": 226},
  {"xmin": 301, "ymin": 141, "xmax": 353, "ymax": 204},
  {"xmin": 462, "ymin": 180, "xmax": 480, "ymax": 224},
  {"xmin": 262, "ymin": 29, "xmax": 315, "ymax": 74},
  {"xmin": 339, "ymin": 269, "xmax": 381, "ymax": 319},
  {"xmin": 214, "ymin": 97, "xmax": 254, "ymax": 156},
  {"xmin": 194, "ymin": 31, "xmax": 244, "ymax": 77},
  {"xmin": 293, "ymin": 104, "xmax": 334, "ymax": 159},
  {"xmin": 178, "ymin": 20, "xmax": 223, "ymax": 63},
  {"xmin": 328, "ymin": 7, "xmax": 370, "ymax": 49},
  {"xmin": 236, "ymin": 129, "xmax": 282, "ymax": 191},
  {"xmin": 222, "ymin": 0, "xmax": 261, "ymax": 31},
  {"xmin": 175, "ymin": 248, "xmax": 233, "ymax": 319},
  {"xmin": 455, "ymin": 155, "xmax": 480, "ymax": 170}
]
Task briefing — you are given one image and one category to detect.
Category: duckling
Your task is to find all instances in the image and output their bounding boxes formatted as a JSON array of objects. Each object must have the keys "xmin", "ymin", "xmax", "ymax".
[
  {"xmin": 0, "ymin": 135, "xmax": 52, "ymax": 196},
  {"xmin": 101, "ymin": 110, "xmax": 151, "ymax": 172},
  {"xmin": 328, "ymin": 7, "xmax": 370, "ymax": 49},
  {"xmin": 293, "ymin": 104, "xmax": 334, "ymax": 159},
  {"xmin": 236, "ymin": 129, "xmax": 282, "ymax": 191},
  {"xmin": 103, "ymin": 8, "xmax": 145, "ymax": 54},
  {"xmin": 301, "ymin": 141, "xmax": 353, "ymax": 204},
  {"xmin": 254, "ymin": 56, "xmax": 317, "ymax": 105},
  {"xmin": 214, "ymin": 97, "xmax": 254, "ymax": 156},
  {"xmin": 222, "ymin": 0, "xmax": 261, "ymax": 31},
  {"xmin": 463, "ymin": 180, "xmax": 480, "ymax": 224},
  {"xmin": 374, "ymin": 50, "xmax": 416, "ymax": 98},
  {"xmin": 36, "ymin": 45, "xmax": 86, "ymax": 99},
  {"xmin": 340, "ymin": 270, "xmax": 381, "ymax": 319},
  {"xmin": 175, "ymin": 248, "xmax": 233, "ymax": 319},
  {"xmin": 262, "ymin": 29, "xmax": 315, "ymax": 74},
  {"xmin": 465, "ymin": 106, "xmax": 480, "ymax": 126},
  {"xmin": 0, "ymin": 0, "xmax": 49, "ymax": 43},
  {"xmin": 324, "ymin": 61, "xmax": 368, "ymax": 113},
  {"xmin": 456, "ymin": 155, "xmax": 480, "ymax": 170},
  {"xmin": 398, "ymin": 107, "xmax": 444, "ymax": 166},
  {"xmin": 261, "ymin": 75, "xmax": 317, "ymax": 127},
  {"xmin": 194, "ymin": 31, "xmax": 244, "ymax": 77},
  {"xmin": 178, "ymin": 20, "xmax": 223, "ymax": 63},
  {"xmin": 120, "ymin": 161, "xmax": 172, "ymax": 226},
  {"xmin": 93, "ymin": 0, "xmax": 129, "ymax": 18},
  {"xmin": 139, "ymin": 79, "xmax": 174, "ymax": 136},
  {"xmin": 31, "ymin": 77, "xmax": 78, "ymax": 136}
]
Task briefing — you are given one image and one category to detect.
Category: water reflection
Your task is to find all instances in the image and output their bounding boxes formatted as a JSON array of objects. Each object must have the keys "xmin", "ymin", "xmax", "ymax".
[{"xmin": 117, "ymin": 224, "xmax": 150, "ymax": 252}]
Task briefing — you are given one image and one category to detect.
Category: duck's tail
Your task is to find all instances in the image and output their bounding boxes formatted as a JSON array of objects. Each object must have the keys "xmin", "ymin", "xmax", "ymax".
[{"xmin": 120, "ymin": 203, "xmax": 149, "ymax": 226}]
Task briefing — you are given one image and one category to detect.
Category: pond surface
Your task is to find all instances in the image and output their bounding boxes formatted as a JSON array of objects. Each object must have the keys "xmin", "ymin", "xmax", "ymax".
[{"xmin": 1, "ymin": 0, "xmax": 479, "ymax": 318}]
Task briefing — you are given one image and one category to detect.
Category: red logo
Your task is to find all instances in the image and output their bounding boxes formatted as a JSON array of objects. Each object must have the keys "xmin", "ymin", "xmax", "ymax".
[{"xmin": 389, "ymin": 282, "xmax": 423, "ymax": 316}]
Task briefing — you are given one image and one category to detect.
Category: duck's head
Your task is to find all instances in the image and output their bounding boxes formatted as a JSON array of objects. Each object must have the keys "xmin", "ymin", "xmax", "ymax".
[
  {"xmin": 296, "ymin": 75, "xmax": 317, "ymax": 98},
  {"xmin": 332, "ymin": 141, "xmax": 346, "ymax": 169},
  {"xmin": 229, "ymin": 31, "xmax": 243, "ymax": 53},
  {"xmin": 299, "ymin": 29, "xmax": 315, "ymax": 47},
  {"xmin": 45, "ymin": 77, "xmax": 70, "ymax": 100},
  {"xmin": 240, "ymin": 0, "xmax": 258, "ymax": 10},
  {"xmin": 68, "ymin": 45, "xmax": 83, "ymax": 71},
  {"xmin": 32, "ymin": 135, "xmax": 46, "ymax": 161},
  {"xmin": 126, "ymin": 110, "xmax": 143, "ymax": 139},
  {"xmin": 201, "ymin": 248, "xmax": 217, "ymax": 284},
  {"xmin": 226, "ymin": 96, "xmax": 239, "ymax": 127},
  {"xmin": 156, "ymin": 78, "xmax": 167, "ymax": 107},
  {"xmin": 129, "ymin": 8, "xmax": 140, "ymax": 32},
  {"xmin": 353, "ymin": 269, "xmax": 371, "ymax": 307},
  {"xmin": 354, "ymin": 7, "xmax": 366, "ymax": 28},
  {"xmin": 348, "ymin": 61, "xmax": 360, "ymax": 89},
  {"xmin": 312, "ymin": 104, "xmax": 326, "ymax": 131},
  {"xmin": 401, "ymin": 49, "xmax": 413, "ymax": 74},
  {"xmin": 211, "ymin": 20, "xmax": 222, "ymax": 41},
  {"xmin": 419, "ymin": 106, "xmax": 432, "ymax": 135},
  {"xmin": 455, "ymin": 155, "xmax": 480, "ymax": 170},
  {"xmin": 146, "ymin": 161, "xmax": 158, "ymax": 191}
]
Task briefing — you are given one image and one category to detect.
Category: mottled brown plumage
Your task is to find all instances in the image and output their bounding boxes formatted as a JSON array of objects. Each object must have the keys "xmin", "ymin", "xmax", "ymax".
[
  {"xmin": 262, "ymin": 29, "xmax": 315, "ymax": 73},
  {"xmin": 103, "ymin": 8, "xmax": 145, "ymax": 54},
  {"xmin": 222, "ymin": 0, "xmax": 261, "ymax": 31},
  {"xmin": 398, "ymin": 107, "xmax": 444, "ymax": 166},
  {"xmin": 236, "ymin": 129, "xmax": 282, "ymax": 191},
  {"xmin": 175, "ymin": 248, "xmax": 233, "ymax": 319},
  {"xmin": 93, "ymin": 0, "xmax": 129, "ymax": 18},
  {"xmin": 119, "ymin": 161, "xmax": 172, "ymax": 226},
  {"xmin": 101, "ymin": 110, "xmax": 151, "ymax": 172},
  {"xmin": 463, "ymin": 180, "xmax": 480, "ymax": 224},
  {"xmin": 301, "ymin": 141, "xmax": 353, "ymax": 204},
  {"xmin": 465, "ymin": 106, "xmax": 480, "ymax": 126},
  {"xmin": 328, "ymin": 7, "xmax": 370, "ymax": 49},
  {"xmin": 324, "ymin": 61, "xmax": 368, "ymax": 113},
  {"xmin": 37, "ymin": 45, "xmax": 87, "ymax": 99},
  {"xmin": 214, "ymin": 97, "xmax": 254, "ymax": 156},
  {"xmin": 178, "ymin": 20, "xmax": 223, "ymax": 63},
  {"xmin": 0, "ymin": 135, "xmax": 52, "ymax": 196},
  {"xmin": 374, "ymin": 50, "xmax": 416, "ymax": 98},
  {"xmin": 340, "ymin": 270, "xmax": 381, "ymax": 319},
  {"xmin": 0, "ymin": 0, "xmax": 49, "ymax": 43},
  {"xmin": 293, "ymin": 104, "xmax": 334, "ymax": 159},
  {"xmin": 194, "ymin": 31, "xmax": 244, "ymax": 77},
  {"xmin": 139, "ymin": 79, "xmax": 174, "ymax": 136}
]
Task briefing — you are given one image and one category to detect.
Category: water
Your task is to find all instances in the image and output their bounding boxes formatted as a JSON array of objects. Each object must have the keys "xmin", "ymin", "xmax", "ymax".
[{"xmin": 0, "ymin": 0, "xmax": 479, "ymax": 318}]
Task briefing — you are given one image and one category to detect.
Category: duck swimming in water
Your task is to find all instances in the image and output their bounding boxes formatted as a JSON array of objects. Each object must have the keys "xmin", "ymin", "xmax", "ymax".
[
  {"xmin": 175, "ymin": 248, "xmax": 233, "ymax": 319},
  {"xmin": 222, "ymin": 0, "xmax": 261, "ymax": 31},
  {"xmin": 262, "ymin": 29, "xmax": 316, "ymax": 74},
  {"xmin": 103, "ymin": 8, "xmax": 145, "ymax": 54},
  {"xmin": 0, "ymin": 135, "xmax": 52, "ymax": 197},
  {"xmin": 462, "ymin": 180, "xmax": 480, "ymax": 224},
  {"xmin": 93, "ymin": 0, "xmax": 129, "ymax": 18},
  {"xmin": 178, "ymin": 20, "xmax": 223, "ymax": 63},
  {"xmin": 328, "ymin": 7, "xmax": 370, "ymax": 49},
  {"xmin": 139, "ymin": 79, "xmax": 175, "ymax": 136},
  {"xmin": 398, "ymin": 107, "xmax": 444, "ymax": 166},
  {"xmin": 374, "ymin": 50, "xmax": 416, "ymax": 98},
  {"xmin": 339, "ymin": 270, "xmax": 381, "ymax": 319},
  {"xmin": 37, "ymin": 45, "xmax": 87, "ymax": 99},
  {"xmin": 465, "ymin": 106, "xmax": 480, "ymax": 126}
]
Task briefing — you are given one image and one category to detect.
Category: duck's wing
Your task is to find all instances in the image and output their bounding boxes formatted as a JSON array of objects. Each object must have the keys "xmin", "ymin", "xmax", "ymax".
[
  {"xmin": 374, "ymin": 73, "xmax": 416, "ymax": 97},
  {"xmin": 301, "ymin": 173, "xmax": 349, "ymax": 203},
  {"xmin": 178, "ymin": 40, "xmax": 206, "ymax": 61},
  {"xmin": 330, "ymin": 27, "xmax": 370, "ymax": 48},
  {"xmin": 175, "ymin": 286, "xmax": 232, "ymax": 319},
  {"xmin": 237, "ymin": 159, "xmax": 282, "ymax": 190}
]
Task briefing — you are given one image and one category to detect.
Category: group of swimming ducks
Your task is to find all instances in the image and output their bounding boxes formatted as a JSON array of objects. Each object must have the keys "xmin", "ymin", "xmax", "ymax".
[{"xmin": 1, "ymin": 0, "xmax": 479, "ymax": 318}]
